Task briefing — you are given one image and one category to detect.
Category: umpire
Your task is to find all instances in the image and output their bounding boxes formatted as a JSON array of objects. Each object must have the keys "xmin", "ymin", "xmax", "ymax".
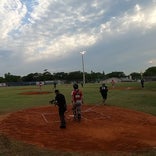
[{"xmin": 54, "ymin": 90, "xmax": 67, "ymax": 128}]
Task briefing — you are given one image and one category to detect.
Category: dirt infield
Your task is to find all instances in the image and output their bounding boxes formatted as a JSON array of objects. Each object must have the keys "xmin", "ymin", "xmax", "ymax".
[{"xmin": 0, "ymin": 105, "xmax": 156, "ymax": 153}]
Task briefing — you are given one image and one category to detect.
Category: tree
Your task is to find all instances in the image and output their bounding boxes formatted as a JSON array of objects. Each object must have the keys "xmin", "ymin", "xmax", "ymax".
[
  {"xmin": 143, "ymin": 66, "xmax": 156, "ymax": 76},
  {"xmin": 66, "ymin": 71, "xmax": 82, "ymax": 81},
  {"xmin": 130, "ymin": 72, "xmax": 141, "ymax": 80},
  {"xmin": 87, "ymin": 71, "xmax": 105, "ymax": 82},
  {"xmin": 42, "ymin": 71, "xmax": 53, "ymax": 81},
  {"xmin": 106, "ymin": 71, "xmax": 126, "ymax": 78},
  {"xmin": 22, "ymin": 73, "xmax": 36, "ymax": 82},
  {"xmin": 4, "ymin": 73, "xmax": 21, "ymax": 82},
  {"xmin": 0, "ymin": 77, "xmax": 5, "ymax": 83},
  {"xmin": 53, "ymin": 72, "xmax": 68, "ymax": 80}
]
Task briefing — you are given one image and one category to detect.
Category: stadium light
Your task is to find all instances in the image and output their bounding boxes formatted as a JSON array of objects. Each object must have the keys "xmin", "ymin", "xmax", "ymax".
[{"xmin": 80, "ymin": 51, "xmax": 86, "ymax": 85}]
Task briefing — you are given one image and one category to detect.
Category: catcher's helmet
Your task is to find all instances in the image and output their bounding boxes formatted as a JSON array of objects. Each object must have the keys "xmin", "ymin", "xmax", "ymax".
[{"xmin": 73, "ymin": 83, "xmax": 78, "ymax": 89}]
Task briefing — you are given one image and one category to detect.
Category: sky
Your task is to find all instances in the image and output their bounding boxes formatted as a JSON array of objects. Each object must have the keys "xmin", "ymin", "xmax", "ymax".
[{"xmin": 0, "ymin": 0, "xmax": 156, "ymax": 77}]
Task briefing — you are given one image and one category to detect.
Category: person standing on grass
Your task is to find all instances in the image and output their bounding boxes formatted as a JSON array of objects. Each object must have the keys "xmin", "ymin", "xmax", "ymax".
[
  {"xmin": 39, "ymin": 81, "xmax": 42, "ymax": 92},
  {"xmin": 53, "ymin": 81, "xmax": 57, "ymax": 89},
  {"xmin": 141, "ymin": 78, "xmax": 144, "ymax": 88},
  {"xmin": 99, "ymin": 83, "xmax": 108, "ymax": 104},
  {"xmin": 54, "ymin": 90, "xmax": 67, "ymax": 128},
  {"xmin": 111, "ymin": 79, "xmax": 115, "ymax": 88}
]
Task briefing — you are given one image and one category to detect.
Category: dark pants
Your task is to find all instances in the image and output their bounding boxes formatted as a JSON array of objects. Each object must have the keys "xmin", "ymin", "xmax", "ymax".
[
  {"xmin": 101, "ymin": 93, "xmax": 107, "ymax": 104},
  {"xmin": 72, "ymin": 102, "xmax": 81, "ymax": 120},
  {"xmin": 101, "ymin": 93, "xmax": 107, "ymax": 100},
  {"xmin": 59, "ymin": 109, "xmax": 66, "ymax": 127},
  {"xmin": 141, "ymin": 83, "xmax": 144, "ymax": 88}
]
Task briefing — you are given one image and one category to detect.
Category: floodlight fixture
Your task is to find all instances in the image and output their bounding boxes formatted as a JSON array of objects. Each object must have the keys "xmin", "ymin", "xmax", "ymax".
[{"xmin": 80, "ymin": 51, "xmax": 86, "ymax": 55}]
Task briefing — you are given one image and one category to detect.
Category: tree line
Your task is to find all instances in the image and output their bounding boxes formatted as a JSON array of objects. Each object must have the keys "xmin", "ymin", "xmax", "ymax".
[{"xmin": 0, "ymin": 66, "xmax": 156, "ymax": 83}]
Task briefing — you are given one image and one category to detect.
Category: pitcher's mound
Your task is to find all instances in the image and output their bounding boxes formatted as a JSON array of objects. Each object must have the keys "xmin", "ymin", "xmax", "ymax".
[{"xmin": 0, "ymin": 105, "xmax": 156, "ymax": 152}]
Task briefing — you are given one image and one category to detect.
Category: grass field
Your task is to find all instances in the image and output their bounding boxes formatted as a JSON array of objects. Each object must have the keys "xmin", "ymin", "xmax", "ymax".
[{"xmin": 0, "ymin": 81, "xmax": 156, "ymax": 155}]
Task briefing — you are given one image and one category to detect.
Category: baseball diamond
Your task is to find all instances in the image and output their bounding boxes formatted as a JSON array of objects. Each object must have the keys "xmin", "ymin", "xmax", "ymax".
[{"xmin": 0, "ymin": 105, "xmax": 156, "ymax": 153}]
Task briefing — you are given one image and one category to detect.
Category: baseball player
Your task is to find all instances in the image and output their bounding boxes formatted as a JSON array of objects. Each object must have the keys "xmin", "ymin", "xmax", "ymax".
[
  {"xmin": 71, "ymin": 83, "xmax": 83, "ymax": 121},
  {"xmin": 100, "ymin": 83, "xmax": 108, "ymax": 104}
]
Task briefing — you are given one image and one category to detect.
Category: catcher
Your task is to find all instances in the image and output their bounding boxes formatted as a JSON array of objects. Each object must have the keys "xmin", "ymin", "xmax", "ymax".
[
  {"xmin": 50, "ymin": 90, "xmax": 67, "ymax": 128},
  {"xmin": 71, "ymin": 83, "xmax": 83, "ymax": 121}
]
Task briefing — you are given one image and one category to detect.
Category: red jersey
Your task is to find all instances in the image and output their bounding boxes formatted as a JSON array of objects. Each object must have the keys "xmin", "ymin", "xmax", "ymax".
[{"xmin": 71, "ymin": 89, "xmax": 83, "ymax": 103}]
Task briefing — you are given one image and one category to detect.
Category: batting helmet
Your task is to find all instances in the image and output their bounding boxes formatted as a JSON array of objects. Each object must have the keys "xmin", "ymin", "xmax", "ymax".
[{"xmin": 73, "ymin": 83, "xmax": 78, "ymax": 89}]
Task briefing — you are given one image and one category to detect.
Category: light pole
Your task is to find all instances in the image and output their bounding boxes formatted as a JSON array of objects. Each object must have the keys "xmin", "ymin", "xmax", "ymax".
[{"xmin": 80, "ymin": 51, "xmax": 86, "ymax": 85}]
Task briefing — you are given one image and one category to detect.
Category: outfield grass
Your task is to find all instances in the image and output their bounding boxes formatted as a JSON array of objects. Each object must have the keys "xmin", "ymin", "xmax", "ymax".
[
  {"xmin": 0, "ymin": 81, "xmax": 156, "ymax": 155},
  {"xmin": 0, "ymin": 81, "xmax": 156, "ymax": 115}
]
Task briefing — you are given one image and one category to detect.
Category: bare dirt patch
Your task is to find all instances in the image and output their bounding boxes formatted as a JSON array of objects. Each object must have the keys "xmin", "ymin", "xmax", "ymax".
[
  {"xmin": 19, "ymin": 91, "xmax": 52, "ymax": 95},
  {"xmin": 0, "ymin": 105, "xmax": 156, "ymax": 153}
]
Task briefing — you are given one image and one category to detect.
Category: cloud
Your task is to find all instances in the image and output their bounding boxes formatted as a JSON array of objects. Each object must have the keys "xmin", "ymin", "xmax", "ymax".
[
  {"xmin": 0, "ymin": 0, "xmax": 156, "ymax": 76},
  {"xmin": 0, "ymin": 0, "xmax": 27, "ymax": 39}
]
